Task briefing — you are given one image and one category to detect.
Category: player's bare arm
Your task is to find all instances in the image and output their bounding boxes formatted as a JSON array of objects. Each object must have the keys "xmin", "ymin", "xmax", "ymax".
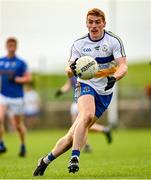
[
  {"xmin": 104, "ymin": 57, "xmax": 127, "ymax": 91},
  {"xmin": 113, "ymin": 57, "xmax": 128, "ymax": 80},
  {"xmin": 60, "ymin": 79, "xmax": 72, "ymax": 93},
  {"xmin": 15, "ymin": 72, "xmax": 32, "ymax": 84}
]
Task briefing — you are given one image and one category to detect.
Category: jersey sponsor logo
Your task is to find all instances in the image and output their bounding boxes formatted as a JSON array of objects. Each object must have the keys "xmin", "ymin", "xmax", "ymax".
[
  {"xmin": 102, "ymin": 44, "xmax": 108, "ymax": 52},
  {"xmin": 83, "ymin": 86, "xmax": 91, "ymax": 93},
  {"xmin": 94, "ymin": 46, "xmax": 100, "ymax": 50},
  {"xmin": 83, "ymin": 48, "xmax": 92, "ymax": 52}
]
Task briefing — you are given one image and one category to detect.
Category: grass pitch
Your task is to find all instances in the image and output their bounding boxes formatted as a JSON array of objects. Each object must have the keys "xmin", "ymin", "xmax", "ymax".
[{"xmin": 0, "ymin": 129, "xmax": 151, "ymax": 179}]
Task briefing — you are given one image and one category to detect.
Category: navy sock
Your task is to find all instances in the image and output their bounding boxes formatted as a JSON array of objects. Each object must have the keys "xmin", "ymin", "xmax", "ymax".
[
  {"xmin": 21, "ymin": 144, "xmax": 26, "ymax": 152},
  {"xmin": 72, "ymin": 150, "xmax": 80, "ymax": 157},
  {"xmin": 43, "ymin": 153, "xmax": 56, "ymax": 164},
  {"xmin": 0, "ymin": 141, "xmax": 5, "ymax": 148},
  {"xmin": 47, "ymin": 153, "xmax": 56, "ymax": 161}
]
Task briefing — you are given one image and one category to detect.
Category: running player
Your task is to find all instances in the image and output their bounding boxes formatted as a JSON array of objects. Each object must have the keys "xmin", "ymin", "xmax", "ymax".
[
  {"xmin": 55, "ymin": 76, "xmax": 112, "ymax": 150},
  {"xmin": 0, "ymin": 37, "xmax": 31, "ymax": 157},
  {"xmin": 33, "ymin": 8, "xmax": 127, "ymax": 175}
]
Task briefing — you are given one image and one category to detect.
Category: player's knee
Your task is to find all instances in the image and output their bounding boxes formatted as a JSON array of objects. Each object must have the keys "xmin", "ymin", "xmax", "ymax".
[
  {"xmin": 82, "ymin": 112, "xmax": 95, "ymax": 127},
  {"xmin": 16, "ymin": 125, "xmax": 20, "ymax": 132},
  {"xmin": 15, "ymin": 123, "xmax": 22, "ymax": 132}
]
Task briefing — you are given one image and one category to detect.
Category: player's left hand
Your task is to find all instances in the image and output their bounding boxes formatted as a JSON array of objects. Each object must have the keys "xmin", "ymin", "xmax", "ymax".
[{"xmin": 105, "ymin": 76, "xmax": 116, "ymax": 91}]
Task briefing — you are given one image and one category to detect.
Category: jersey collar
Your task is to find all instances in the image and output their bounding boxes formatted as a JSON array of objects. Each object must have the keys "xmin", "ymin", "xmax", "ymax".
[
  {"xmin": 6, "ymin": 55, "xmax": 17, "ymax": 60},
  {"xmin": 88, "ymin": 30, "xmax": 105, "ymax": 42}
]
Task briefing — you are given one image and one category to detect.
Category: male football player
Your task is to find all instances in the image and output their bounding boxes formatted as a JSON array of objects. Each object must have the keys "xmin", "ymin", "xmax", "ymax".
[
  {"xmin": 33, "ymin": 8, "xmax": 127, "ymax": 175},
  {"xmin": 0, "ymin": 38, "xmax": 31, "ymax": 156}
]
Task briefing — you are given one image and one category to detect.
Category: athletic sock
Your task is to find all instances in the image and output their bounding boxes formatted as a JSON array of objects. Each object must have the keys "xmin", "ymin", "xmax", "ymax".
[
  {"xmin": 0, "ymin": 140, "xmax": 5, "ymax": 149},
  {"xmin": 20, "ymin": 144, "xmax": 26, "ymax": 152},
  {"xmin": 43, "ymin": 153, "xmax": 56, "ymax": 164},
  {"xmin": 102, "ymin": 127, "xmax": 110, "ymax": 133},
  {"xmin": 71, "ymin": 150, "xmax": 80, "ymax": 158}
]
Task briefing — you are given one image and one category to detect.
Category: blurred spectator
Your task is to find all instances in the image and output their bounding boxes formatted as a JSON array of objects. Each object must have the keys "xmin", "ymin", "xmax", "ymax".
[{"xmin": 24, "ymin": 82, "xmax": 41, "ymax": 129}]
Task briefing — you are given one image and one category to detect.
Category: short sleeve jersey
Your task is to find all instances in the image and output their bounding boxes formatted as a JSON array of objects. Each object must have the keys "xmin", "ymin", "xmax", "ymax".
[
  {"xmin": 69, "ymin": 30, "xmax": 126, "ymax": 95},
  {"xmin": 0, "ymin": 55, "xmax": 28, "ymax": 98}
]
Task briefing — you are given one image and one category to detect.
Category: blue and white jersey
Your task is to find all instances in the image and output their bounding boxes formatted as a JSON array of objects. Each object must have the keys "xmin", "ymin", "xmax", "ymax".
[
  {"xmin": 69, "ymin": 30, "xmax": 126, "ymax": 95},
  {"xmin": 0, "ymin": 55, "xmax": 28, "ymax": 98}
]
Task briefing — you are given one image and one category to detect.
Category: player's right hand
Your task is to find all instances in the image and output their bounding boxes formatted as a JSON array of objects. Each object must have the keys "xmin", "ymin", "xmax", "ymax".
[
  {"xmin": 65, "ymin": 66, "xmax": 74, "ymax": 78},
  {"xmin": 69, "ymin": 59, "xmax": 78, "ymax": 77}
]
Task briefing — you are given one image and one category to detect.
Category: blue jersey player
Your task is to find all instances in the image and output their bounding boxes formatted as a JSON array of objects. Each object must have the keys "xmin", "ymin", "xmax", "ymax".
[
  {"xmin": 0, "ymin": 38, "xmax": 31, "ymax": 157},
  {"xmin": 33, "ymin": 8, "xmax": 127, "ymax": 175}
]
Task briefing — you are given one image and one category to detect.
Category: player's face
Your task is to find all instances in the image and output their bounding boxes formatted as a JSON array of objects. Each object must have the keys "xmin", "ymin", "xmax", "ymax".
[
  {"xmin": 86, "ymin": 15, "xmax": 106, "ymax": 40},
  {"xmin": 6, "ymin": 42, "xmax": 17, "ymax": 55}
]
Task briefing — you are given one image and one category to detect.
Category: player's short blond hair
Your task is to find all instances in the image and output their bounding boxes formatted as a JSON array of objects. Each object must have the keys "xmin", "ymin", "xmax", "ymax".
[{"xmin": 87, "ymin": 8, "xmax": 105, "ymax": 22}]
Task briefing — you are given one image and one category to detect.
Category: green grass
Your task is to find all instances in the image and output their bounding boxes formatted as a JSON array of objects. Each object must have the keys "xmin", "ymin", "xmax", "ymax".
[
  {"xmin": 119, "ymin": 61, "xmax": 151, "ymax": 98},
  {"xmin": 0, "ymin": 129, "xmax": 151, "ymax": 179}
]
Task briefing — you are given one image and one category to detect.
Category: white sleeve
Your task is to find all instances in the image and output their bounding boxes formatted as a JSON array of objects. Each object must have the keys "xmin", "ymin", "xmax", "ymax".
[
  {"xmin": 68, "ymin": 44, "xmax": 81, "ymax": 63},
  {"xmin": 113, "ymin": 38, "xmax": 126, "ymax": 59}
]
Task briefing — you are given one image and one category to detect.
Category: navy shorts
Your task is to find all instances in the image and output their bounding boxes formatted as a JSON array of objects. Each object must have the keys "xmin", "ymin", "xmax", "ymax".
[{"xmin": 75, "ymin": 82, "xmax": 113, "ymax": 118}]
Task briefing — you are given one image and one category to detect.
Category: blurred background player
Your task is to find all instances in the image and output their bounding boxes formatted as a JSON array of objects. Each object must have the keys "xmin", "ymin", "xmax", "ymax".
[
  {"xmin": 145, "ymin": 84, "xmax": 151, "ymax": 115},
  {"xmin": 145, "ymin": 63, "xmax": 151, "ymax": 115},
  {"xmin": 24, "ymin": 82, "xmax": 41, "ymax": 129},
  {"xmin": 0, "ymin": 37, "xmax": 31, "ymax": 157},
  {"xmin": 55, "ymin": 76, "xmax": 112, "ymax": 152}
]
